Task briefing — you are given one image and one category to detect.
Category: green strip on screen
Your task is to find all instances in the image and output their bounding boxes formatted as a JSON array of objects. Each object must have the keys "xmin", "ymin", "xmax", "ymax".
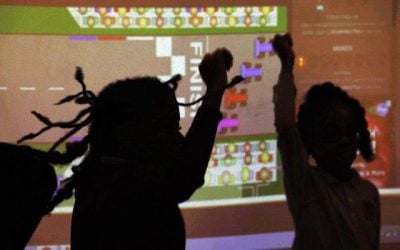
[
  {"xmin": 29, "ymin": 131, "xmax": 283, "ymax": 208},
  {"xmin": 0, "ymin": 5, "xmax": 287, "ymax": 35}
]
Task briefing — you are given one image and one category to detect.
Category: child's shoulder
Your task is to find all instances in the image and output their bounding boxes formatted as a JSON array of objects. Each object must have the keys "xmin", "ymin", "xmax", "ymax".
[
  {"xmin": 354, "ymin": 174, "xmax": 380, "ymax": 199},
  {"xmin": 341, "ymin": 171, "xmax": 379, "ymax": 205}
]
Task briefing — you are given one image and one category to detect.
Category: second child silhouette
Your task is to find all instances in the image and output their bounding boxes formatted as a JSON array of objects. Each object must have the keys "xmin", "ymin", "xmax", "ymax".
[{"xmin": 272, "ymin": 33, "xmax": 380, "ymax": 250}]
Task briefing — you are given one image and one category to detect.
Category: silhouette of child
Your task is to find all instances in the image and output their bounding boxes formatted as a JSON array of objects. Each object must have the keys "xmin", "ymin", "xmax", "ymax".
[
  {"xmin": 18, "ymin": 48, "xmax": 238, "ymax": 249},
  {"xmin": 272, "ymin": 33, "xmax": 380, "ymax": 250},
  {"xmin": 2, "ymin": 143, "xmax": 57, "ymax": 250}
]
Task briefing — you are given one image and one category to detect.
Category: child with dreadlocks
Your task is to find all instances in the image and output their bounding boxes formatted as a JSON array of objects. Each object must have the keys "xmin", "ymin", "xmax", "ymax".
[
  {"xmin": 272, "ymin": 33, "xmax": 380, "ymax": 249},
  {"xmin": 19, "ymin": 48, "xmax": 241, "ymax": 250}
]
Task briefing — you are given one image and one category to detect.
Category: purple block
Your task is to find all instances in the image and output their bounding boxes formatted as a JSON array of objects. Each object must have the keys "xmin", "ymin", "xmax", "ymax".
[
  {"xmin": 376, "ymin": 101, "xmax": 391, "ymax": 117},
  {"xmin": 69, "ymin": 36, "xmax": 97, "ymax": 41},
  {"xmin": 95, "ymin": 7, "xmax": 111, "ymax": 13},
  {"xmin": 217, "ymin": 118, "xmax": 239, "ymax": 133},
  {"xmin": 69, "ymin": 136, "xmax": 84, "ymax": 142},
  {"xmin": 185, "ymin": 7, "xmax": 202, "ymax": 13},
  {"xmin": 241, "ymin": 64, "xmax": 262, "ymax": 78},
  {"xmin": 254, "ymin": 38, "xmax": 274, "ymax": 57}
]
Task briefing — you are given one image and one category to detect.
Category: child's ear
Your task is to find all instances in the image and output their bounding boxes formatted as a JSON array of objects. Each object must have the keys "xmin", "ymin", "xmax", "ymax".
[{"xmin": 307, "ymin": 154, "xmax": 317, "ymax": 166}]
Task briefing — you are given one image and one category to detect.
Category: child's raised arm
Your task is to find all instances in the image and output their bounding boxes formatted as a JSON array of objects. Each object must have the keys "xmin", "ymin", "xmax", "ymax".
[
  {"xmin": 173, "ymin": 48, "xmax": 233, "ymax": 201},
  {"xmin": 272, "ymin": 33, "xmax": 296, "ymax": 127},
  {"xmin": 272, "ymin": 33, "xmax": 308, "ymax": 216}
]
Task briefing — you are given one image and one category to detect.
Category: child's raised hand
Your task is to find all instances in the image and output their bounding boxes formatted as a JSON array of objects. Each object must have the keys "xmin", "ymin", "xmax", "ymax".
[
  {"xmin": 199, "ymin": 48, "xmax": 233, "ymax": 94},
  {"xmin": 272, "ymin": 33, "xmax": 295, "ymax": 71},
  {"xmin": 272, "ymin": 33, "xmax": 297, "ymax": 126}
]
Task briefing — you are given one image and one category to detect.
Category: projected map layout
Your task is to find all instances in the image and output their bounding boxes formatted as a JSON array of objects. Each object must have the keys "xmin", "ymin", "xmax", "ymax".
[{"xmin": 0, "ymin": 5, "xmax": 287, "ymax": 209}]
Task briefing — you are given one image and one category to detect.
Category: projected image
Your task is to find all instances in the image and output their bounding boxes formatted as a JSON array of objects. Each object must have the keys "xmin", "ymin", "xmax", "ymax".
[
  {"xmin": 0, "ymin": 5, "xmax": 287, "ymax": 209},
  {"xmin": 1, "ymin": 1, "xmax": 400, "ymax": 250},
  {"xmin": 0, "ymin": 2, "xmax": 397, "ymax": 208},
  {"xmin": 292, "ymin": 0, "xmax": 397, "ymax": 189}
]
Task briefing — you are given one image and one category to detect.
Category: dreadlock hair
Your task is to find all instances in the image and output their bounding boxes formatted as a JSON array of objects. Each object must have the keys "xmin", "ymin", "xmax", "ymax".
[
  {"xmin": 297, "ymin": 82, "xmax": 374, "ymax": 162},
  {"xmin": 16, "ymin": 67, "xmax": 95, "ymax": 212},
  {"xmin": 17, "ymin": 67, "xmax": 94, "ymax": 152}
]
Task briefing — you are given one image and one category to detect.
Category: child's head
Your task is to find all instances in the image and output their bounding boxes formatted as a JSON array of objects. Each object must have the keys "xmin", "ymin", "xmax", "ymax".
[
  {"xmin": 297, "ymin": 82, "xmax": 374, "ymax": 173},
  {"xmin": 88, "ymin": 76, "xmax": 181, "ymax": 156},
  {"xmin": 17, "ymin": 71, "xmax": 183, "ymax": 211}
]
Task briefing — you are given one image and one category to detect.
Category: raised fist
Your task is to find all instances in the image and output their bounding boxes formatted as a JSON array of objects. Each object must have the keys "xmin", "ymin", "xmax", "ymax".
[
  {"xmin": 272, "ymin": 33, "xmax": 295, "ymax": 70},
  {"xmin": 199, "ymin": 48, "xmax": 233, "ymax": 93}
]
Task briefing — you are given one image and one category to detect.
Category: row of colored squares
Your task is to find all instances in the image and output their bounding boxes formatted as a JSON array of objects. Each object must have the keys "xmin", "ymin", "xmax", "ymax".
[
  {"xmin": 212, "ymin": 140, "xmax": 275, "ymax": 154},
  {"xmin": 208, "ymin": 151, "xmax": 275, "ymax": 167},
  {"xmin": 204, "ymin": 166, "xmax": 275, "ymax": 186},
  {"xmin": 74, "ymin": 7, "xmax": 275, "ymax": 17},
  {"xmin": 80, "ymin": 15, "xmax": 273, "ymax": 28}
]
